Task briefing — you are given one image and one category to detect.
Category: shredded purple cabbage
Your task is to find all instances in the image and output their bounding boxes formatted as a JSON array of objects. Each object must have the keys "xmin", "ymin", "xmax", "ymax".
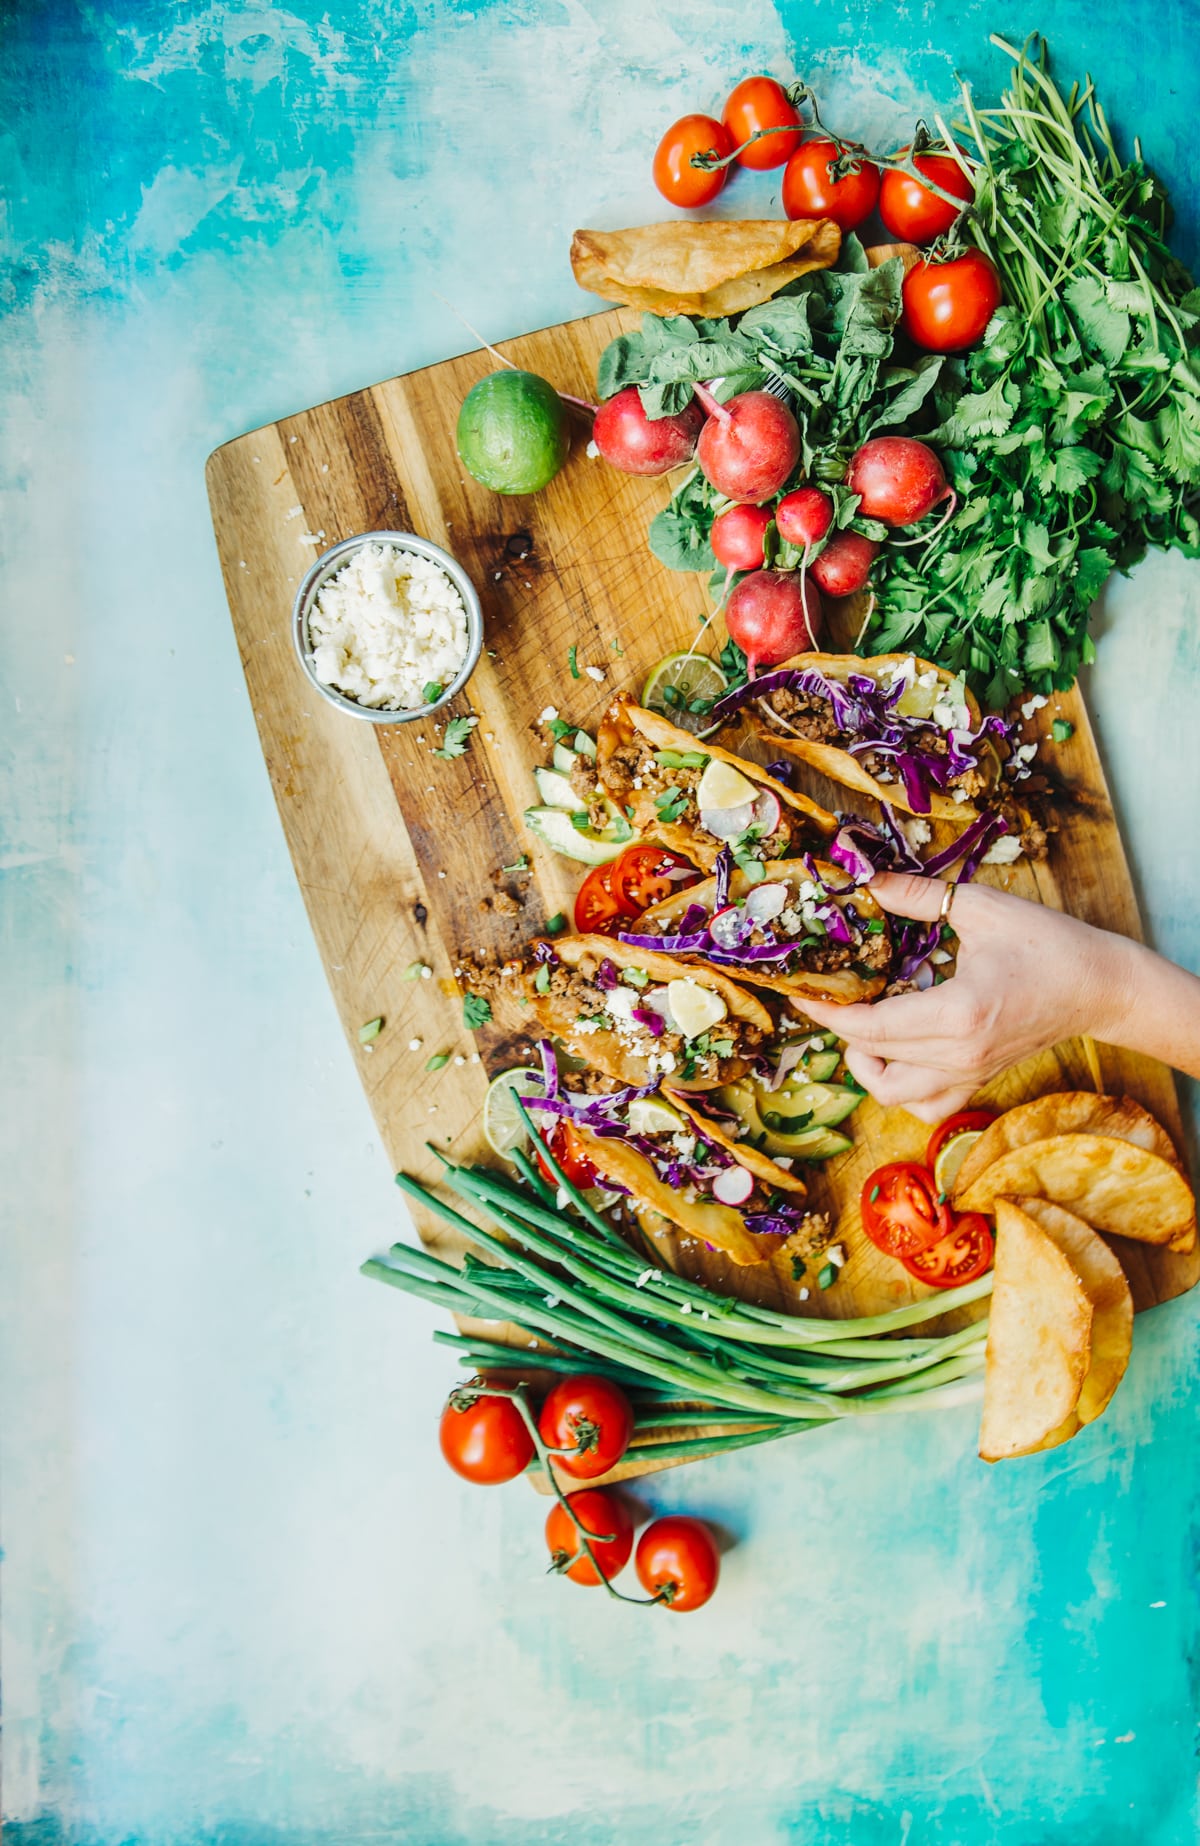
[
  {"xmin": 631, "ymin": 1006, "xmax": 665, "ymax": 1038},
  {"xmin": 538, "ymin": 1039, "xmax": 560, "ymax": 1100},
  {"xmin": 593, "ymin": 958, "xmax": 619, "ymax": 992},
  {"xmin": 743, "ymin": 1210, "xmax": 802, "ymax": 1237},
  {"xmin": 618, "ymin": 928, "xmax": 710, "ymax": 954},
  {"xmin": 764, "ymin": 759, "xmax": 794, "ymax": 787},
  {"xmin": 532, "ymin": 940, "xmax": 559, "ymax": 964},
  {"xmin": 713, "ymin": 845, "xmax": 734, "ymax": 910}
]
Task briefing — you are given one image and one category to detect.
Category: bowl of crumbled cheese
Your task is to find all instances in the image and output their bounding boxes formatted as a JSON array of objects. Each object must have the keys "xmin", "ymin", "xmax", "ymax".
[{"xmin": 292, "ymin": 532, "xmax": 483, "ymax": 722}]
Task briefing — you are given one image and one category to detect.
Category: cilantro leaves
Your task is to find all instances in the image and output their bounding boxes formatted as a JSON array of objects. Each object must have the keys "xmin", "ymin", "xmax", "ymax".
[{"xmin": 434, "ymin": 716, "xmax": 474, "ymax": 760}]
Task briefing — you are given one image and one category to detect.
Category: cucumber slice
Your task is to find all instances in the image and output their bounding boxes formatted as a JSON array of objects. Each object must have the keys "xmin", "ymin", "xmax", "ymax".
[
  {"xmin": 524, "ymin": 805, "xmax": 627, "ymax": 866},
  {"xmin": 552, "ymin": 741, "xmax": 579, "ymax": 775},
  {"xmin": 533, "ymin": 765, "xmax": 586, "ymax": 812},
  {"xmin": 764, "ymin": 1081, "xmax": 863, "ymax": 1131},
  {"xmin": 801, "ymin": 1050, "xmax": 841, "ymax": 1082},
  {"xmin": 574, "ymin": 730, "xmax": 597, "ymax": 759}
]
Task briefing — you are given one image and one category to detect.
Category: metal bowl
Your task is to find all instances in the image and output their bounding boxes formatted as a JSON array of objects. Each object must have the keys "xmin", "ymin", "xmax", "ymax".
[{"xmin": 291, "ymin": 531, "xmax": 484, "ymax": 724}]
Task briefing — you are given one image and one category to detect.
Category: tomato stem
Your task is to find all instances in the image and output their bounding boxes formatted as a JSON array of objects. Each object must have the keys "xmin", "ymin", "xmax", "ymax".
[{"xmin": 690, "ymin": 123, "xmax": 804, "ymax": 172}]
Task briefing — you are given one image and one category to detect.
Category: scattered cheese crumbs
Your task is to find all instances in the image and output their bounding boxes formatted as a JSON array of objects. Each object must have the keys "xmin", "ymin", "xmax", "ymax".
[
  {"xmin": 1020, "ymin": 693, "xmax": 1049, "ymax": 719},
  {"xmin": 635, "ymin": 1269, "xmax": 656, "ymax": 1288},
  {"xmin": 798, "ymin": 1286, "xmax": 810, "ymax": 1301},
  {"xmin": 470, "ymin": 1053, "xmax": 481, "ymax": 1064},
  {"xmin": 239, "ymin": 560, "xmax": 248, "ymax": 569},
  {"xmin": 544, "ymin": 1295, "xmax": 560, "ymax": 1309},
  {"xmin": 285, "ymin": 504, "xmax": 303, "ymax": 521},
  {"xmin": 289, "ymin": 435, "xmax": 297, "ymax": 443},
  {"xmin": 555, "ymin": 1189, "xmax": 569, "ymax": 1209},
  {"xmin": 307, "ymin": 542, "xmax": 468, "ymax": 711},
  {"xmin": 299, "ymin": 531, "xmax": 324, "ymax": 545},
  {"xmin": 982, "ymin": 835, "xmax": 1023, "ymax": 866},
  {"xmin": 584, "ymin": 665, "xmax": 605, "ymax": 683},
  {"xmin": 485, "ymin": 732, "xmax": 496, "ymax": 742},
  {"xmin": 902, "ymin": 817, "xmax": 933, "ymax": 848},
  {"xmin": 494, "ymin": 571, "xmax": 503, "ymax": 581},
  {"xmin": 826, "ymin": 1243, "xmax": 847, "ymax": 1269},
  {"xmin": 539, "ymin": 706, "xmax": 559, "ymax": 724},
  {"xmin": 680, "ymin": 1302, "xmax": 692, "ymax": 1315},
  {"xmin": 421, "ymin": 966, "xmax": 432, "ymax": 980},
  {"xmin": 453, "ymin": 1055, "xmax": 465, "ymax": 1066},
  {"xmin": 437, "ymin": 870, "xmax": 447, "ymax": 879},
  {"xmin": 321, "ymin": 462, "xmax": 329, "ymax": 473},
  {"xmin": 586, "ymin": 439, "xmax": 600, "ymax": 459},
  {"xmin": 407, "ymin": 1038, "xmax": 423, "ymax": 1051}
]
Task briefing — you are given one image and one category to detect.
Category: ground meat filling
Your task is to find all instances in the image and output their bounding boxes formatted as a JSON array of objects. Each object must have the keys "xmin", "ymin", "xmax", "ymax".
[
  {"xmin": 604, "ymin": 738, "xmax": 793, "ymax": 857},
  {"xmin": 636, "ymin": 892, "xmax": 893, "ymax": 982},
  {"xmin": 764, "ymin": 685, "xmax": 993, "ymax": 801}
]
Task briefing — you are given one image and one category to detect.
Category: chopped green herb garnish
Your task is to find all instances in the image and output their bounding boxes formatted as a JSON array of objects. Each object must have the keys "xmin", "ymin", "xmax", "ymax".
[
  {"xmin": 501, "ymin": 854, "xmax": 529, "ymax": 875},
  {"xmin": 463, "ymin": 993, "xmax": 492, "ymax": 1030},
  {"xmin": 790, "ymin": 1256, "xmax": 807, "ymax": 1282},
  {"xmin": 624, "ymin": 804, "xmax": 635, "ymax": 821},
  {"xmin": 654, "ymin": 749, "xmax": 708, "ymax": 770},
  {"xmin": 569, "ymin": 811, "xmax": 594, "ymax": 834},
  {"xmin": 424, "ymin": 1052, "xmax": 450, "ymax": 1072},
  {"xmin": 549, "ymin": 717, "xmax": 574, "ymax": 742},
  {"xmin": 358, "ymin": 1017, "xmax": 384, "ymax": 1044},
  {"xmin": 567, "ymin": 645, "xmax": 580, "ymax": 679},
  {"xmin": 1052, "ymin": 719, "xmax": 1074, "ymax": 744},
  {"xmin": 653, "ymin": 788, "xmax": 690, "ymax": 825},
  {"xmin": 688, "ymin": 697, "xmax": 713, "ymax": 714},
  {"xmin": 865, "ymin": 919, "xmax": 885, "ymax": 934},
  {"xmin": 869, "ymin": 1185, "xmax": 880, "ymax": 1204},
  {"xmin": 610, "ymin": 636, "xmax": 624, "ymax": 655},
  {"xmin": 661, "ymin": 683, "xmax": 682, "ymax": 707},
  {"xmin": 401, "ymin": 961, "xmax": 426, "ymax": 981},
  {"xmin": 621, "ymin": 967, "xmax": 650, "ymax": 989},
  {"xmin": 534, "ymin": 964, "xmax": 551, "ymax": 994},
  {"xmin": 817, "ymin": 1263, "xmax": 836, "ymax": 1290},
  {"xmin": 434, "ymin": 716, "xmax": 473, "ymax": 760},
  {"xmin": 545, "ymin": 912, "xmax": 567, "ymax": 936},
  {"xmin": 421, "ymin": 681, "xmax": 444, "ymax": 705},
  {"xmin": 709, "ymin": 1037, "xmax": 734, "ymax": 1057}
]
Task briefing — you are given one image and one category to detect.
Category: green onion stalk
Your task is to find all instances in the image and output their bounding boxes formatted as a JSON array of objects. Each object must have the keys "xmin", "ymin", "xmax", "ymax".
[{"xmin": 362, "ymin": 1120, "xmax": 991, "ymax": 1470}]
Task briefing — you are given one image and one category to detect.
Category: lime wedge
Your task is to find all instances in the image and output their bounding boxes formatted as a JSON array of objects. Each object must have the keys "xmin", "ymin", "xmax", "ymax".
[
  {"xmin": 933, "ymin": 1128, "xmax": 985, "ymax": 1199},
  {"xmin": 641, "ymin": 651, "xmax": 727, "ymax": 735},
  {"xmin": 482, "ymin": 1066, "xmax": 546, "ymax": 1160},
  {"xmin": 626, "ymin": 1096, "xmax": 687, "ymax": 1137}
]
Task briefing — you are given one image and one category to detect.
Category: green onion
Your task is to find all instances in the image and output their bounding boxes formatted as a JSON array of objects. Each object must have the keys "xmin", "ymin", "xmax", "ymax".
[
  {"xmin": 424, "ymin": 1052, "xmax": 450, "ymax": 1072},
  {"xmin": 545, "ymin": 912, "xmax": 567, "ymax": 935},
  {"xmin": 358, "ymin": 1017, "xmax": 384, "ymax": 1044},
  {"xmin": 568, "ymin": 645, "xmax": 580, "ymax": 679},
  {"xmin": 1052, "ymin": 718, "xmax": 1074, "ymax": 743}
]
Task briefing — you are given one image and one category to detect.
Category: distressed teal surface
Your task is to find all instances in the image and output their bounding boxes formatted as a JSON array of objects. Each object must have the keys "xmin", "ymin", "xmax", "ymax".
[{"xmin": 3, "ymin": 3, "xmax": 1199, "ymax": 1842}]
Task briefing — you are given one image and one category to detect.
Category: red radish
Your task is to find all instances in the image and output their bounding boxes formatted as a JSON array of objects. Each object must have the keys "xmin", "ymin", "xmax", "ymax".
[
  {"xmin": 712, "ymin": 1164, "xmax": 755, "ymax": 1207},
  {"xmin": 810, "ymin": 531, "xmax": 879, "ymax": 597},
  {"xmin": 776, "ymin": 487, "xmax": 834, "ymax": 549},
  {"xmin": 710, "ymin": 502, "xmax": 772, "ymax": 571},
  {"xmin": 695, "ymin": 387, "xmax": 800, "ymax": 503},
  {"xmin": 846, "ymin": 436, "xmax": 952, "ymax": 527},
  {"xmin": 709, "ymin": 904, "xmax": 750, "ymax": 951},
  {"xmin": 725, "ymin": 571, "xmax": 823, "ymax": 675},
  {"xmin": 592, "ymin": 388, "xmax": 704, "ymax": 476}
]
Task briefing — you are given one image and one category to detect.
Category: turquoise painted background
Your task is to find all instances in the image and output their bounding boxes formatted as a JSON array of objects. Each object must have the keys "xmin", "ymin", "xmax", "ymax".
[{"xmin": 3, "ymin": 2, "xmax": 1200, "ymax": 1841}]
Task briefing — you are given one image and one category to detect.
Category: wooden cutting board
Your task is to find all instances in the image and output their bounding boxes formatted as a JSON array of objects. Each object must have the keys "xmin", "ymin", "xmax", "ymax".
[{"xmin": 206, "ymin": 307, "xmax": 1197, "ymax": 1477}]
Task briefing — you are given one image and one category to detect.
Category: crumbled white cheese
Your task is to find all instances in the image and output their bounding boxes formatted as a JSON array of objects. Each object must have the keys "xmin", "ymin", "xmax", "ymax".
[
  {"xmin": 798, "ymin": 1286, "xmax": 810, "ymax": 1301},
  {"xmin": 584, "ymin": 665, "xmax": 605, "ymax": 683},
  {"xmin": 285, "ymin": 504, "xmax": 303, "ymax": 521},
  {"xmin": 408, "ymin": 1038, "xmax": 422, "ymax": 1051},
  {"xmin": 982, "ymin": 835, "xmax": 1024, "ymax": 865},
  {"xmin": 952, "ymin": 786, "xmax": 969, "ymax": 803},
  {"xmin": 1012, "ymin": 741, "xmax": 1039, "ymax": 766},
  {"xmin": 307, "ymin": 542, "xmax": 468, "ymax": 711},
  {"xmin": 586, "ymin": 439, "xmax": 600, "ymax": 459},
  {"xmin": 902, "ymin": 817, "xmax": 933, "ymax": 848},
  {"xmin": 539, "ymin": 706, "xmax": 559, "ymax": 724},
  {"xmin": 826, "ymin": 1243, "xmax": 847, "ymax": 1269},
  {"xmin": 1020, "ymin": 694, "xmax": 1048, "ymax": 719}
]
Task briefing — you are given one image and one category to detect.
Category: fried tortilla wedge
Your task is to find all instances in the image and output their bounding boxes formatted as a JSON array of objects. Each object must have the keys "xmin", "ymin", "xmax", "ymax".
[
  {"xmin": 597, "ymin": 696, "xmax": 836, "ymax": 872},
  {"xmin": 954, "ymin": 1091, "xmax": 1182, "ymax": 1195},
  {"xmin": 629, "ymin": 858, "xmax": 891, "ymax": 1004},
  {"xmin": 979, "ymin": 1198, "xmax": 1094, "ymax": 1462},
  {"xmin": 1015, "ymin": 1197, "xmax": 1133, "ymax": 1448},
  {"xmin": 956, "ymin": 1132, "xmax": 1196, "ymax": 1251},
  {"xmin": 740, "ymin": 652, "xmax": 1001, "ymax": 822},
  {"xmin": 570, "ymin": 219, "xmax": 841, "ymax": 317},
  {"xmin": 477, "ymin": 934, "xmax": 772, "ymax": 1091}
]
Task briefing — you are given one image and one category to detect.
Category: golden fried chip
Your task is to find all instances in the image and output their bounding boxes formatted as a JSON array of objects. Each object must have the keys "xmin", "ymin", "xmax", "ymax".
[
  {"xmin": 570, "ymin": 220, "xmax": 841, "ymax": 317},
  {"xmin": 956, "ymin": 1132, "xmax": 1195, "ymax": 1251},
  {"xmin": 953, "ymin": 1091, "xmax": 1181, "ymax": 1197},
  {"xmin": 1016, "ymin": 1197, "xmax": 1133, "ymax": 1448},
  {"xmin": 979, "ymin": 1199, "xmax": 1093, "ymax": 1462}
]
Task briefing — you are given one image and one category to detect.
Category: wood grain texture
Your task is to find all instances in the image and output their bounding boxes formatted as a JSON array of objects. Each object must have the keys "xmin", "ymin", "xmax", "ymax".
[{"xmin": 206, "ymin": 307, "xmax": 1197, "ymax": 1479}]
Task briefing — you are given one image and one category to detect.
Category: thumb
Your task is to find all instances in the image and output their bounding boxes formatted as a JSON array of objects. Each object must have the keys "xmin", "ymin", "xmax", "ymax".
[{"xmin": 866, "ymin": 871, "xmax": 952, "ymax": 921}]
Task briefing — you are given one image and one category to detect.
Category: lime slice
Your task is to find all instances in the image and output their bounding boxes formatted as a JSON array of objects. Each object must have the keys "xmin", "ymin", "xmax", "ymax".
[
  {"xmin": 641, "ymin": 651, "xmax": 727, "ymax": 735},
  {"xmin": 933, "ymin": 1128, "xmax": 985, "ymax": 1199},
  {"xmin": 482, "ymin": 1066, "xmax": 546, "ymax": 1160},
  {"xmin": 626, "ymin": 1096, "xmax": 687, "ymax": 1137}
]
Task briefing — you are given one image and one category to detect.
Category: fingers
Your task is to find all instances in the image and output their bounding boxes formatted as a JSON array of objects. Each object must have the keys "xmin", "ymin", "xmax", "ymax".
[
  {"xmin": 864, "ymin": 871, "xmax": 954, "ymax": 922},
  {"xmin": 802, "ymin": 987, "xmax": 963, "ymax": 1062},
  {"xmin": 844, "ymin": 1046, "xmax": 983, "ymax": 1121}
]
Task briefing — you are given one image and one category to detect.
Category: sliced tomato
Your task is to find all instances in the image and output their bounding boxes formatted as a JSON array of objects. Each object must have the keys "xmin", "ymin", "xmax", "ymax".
[
  {"xmin": 535, "ymin": 1118, "xmax": 599, "ymax": 1190},
  {"xmin": 611, "ymin": 844, "xmax": 700, "ymax": 919},
  {"xmin": 574, "ymin": 861, "xmax": 626, "ymax": 935},
  {"xmin": 901, "ymin": 1212, "xmax": 995, "ymax": 1288},
  {"xmin": 925, "ymin": 1109, "xmax": 998, "ymax": 1172},
  {"xmin": 860, "ymin": 1161, "xmax": 953, "ymax": 1258}
]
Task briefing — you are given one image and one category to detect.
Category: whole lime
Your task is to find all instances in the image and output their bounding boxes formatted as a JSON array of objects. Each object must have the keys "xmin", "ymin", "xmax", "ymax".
[{"xmin": 456, "ymin": 370, "xmax": 569, "ymax": 495}]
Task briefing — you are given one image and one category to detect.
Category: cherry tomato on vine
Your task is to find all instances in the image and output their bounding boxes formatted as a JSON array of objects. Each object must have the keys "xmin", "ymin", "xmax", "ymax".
[
  {"xmin": 635, "ymin": 1515, "xmax": 720, "ymax": 1611},
  {"xmin": 539, "ymin": 1374, "xmax": 634, "ymax": 1480},
  {"xmin": 901, "ymin": 1212, "xmax": 995, "ymax": 1288},
  {"xmin": 782, "ymin": 138, "xmax": 880, "ymax": 232},
  {"xmin": 879, "ymin": 150, "xmax": 974, "ymax": 244},
  {"xmin": 574, "ymin": 860, "xmax": 626, "ymax": 935},
  {"xmin": 611, "ymin": 844, "xmax": 701, "ymax": 918},
  {"xmin": 722, "ymin": 75, "xmax": 803, "ymax": 170},
  {"xmin": 534, "ymin": 1118, "xmax": 599, "ymax": 1191},
  {"xmin": 860, "ymin": 1161, "xmax": 953, "ymax": 1259},
  {"xmin": 438, "ymin": 1389, "xmax": 534, "ymax": 1485},
  {"xmin": 653, "ymin": 114, "xmax": 733, "ymax": 208},
  {"xmin": 545, "ymin": 1488, "xmax": 634, "ymax": 1586},
  {"xmin": 902, "ymin": 250, "xmax": 1001, "ymax": 352}
]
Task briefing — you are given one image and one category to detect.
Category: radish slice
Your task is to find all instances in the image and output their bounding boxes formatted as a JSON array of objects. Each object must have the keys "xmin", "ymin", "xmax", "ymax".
[
  {"xmin": 708, "ymin": 904, "xmax": 751, "ymax": 952},
  {"xmin": 744, "ymin": 882, "xmax": 788, "ymax": 924},
  {"xmin": 752, "ymin": 790, "xmax": 781, "ymax": 836},
  {"xmin": 699, "ymin": 799, "xmax": 756, "ymax": 839},
  {"xmin": 712, "ymin": 1164, "xmax": 755, "ymax": 1207},
  {"xmin": 639, "ymin": 986, "xmax": 675, "ymax": 1024}
]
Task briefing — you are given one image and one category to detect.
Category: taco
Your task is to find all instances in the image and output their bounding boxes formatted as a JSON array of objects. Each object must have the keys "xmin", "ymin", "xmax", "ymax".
[
  {"xmin": 710, "ymin": 653, "xmax": 1007, "ymax": 822},
  {"xmin": 619, "ymin": 853, "xmax": 892, "ymax": 1004},
  {"xmin": 596, "ymin": 695, "xmax": 836, "ymax": 873},
  {"xmin": 462, "ymin": 933, "xmax": 773, "ymax": 1090},
  {"xmin": 521, "ymin": 1042, "xmax": 824, "ymax": 1267}
]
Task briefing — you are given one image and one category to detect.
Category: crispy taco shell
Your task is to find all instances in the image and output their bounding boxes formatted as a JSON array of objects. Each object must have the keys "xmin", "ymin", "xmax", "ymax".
[
  {"xmin": 1015, "ymin": 1198, "xmax": 1133, "ymax": 1448},
  {"xmin": 521, "ymin": 933, "xmax": 772, "ymax": 1091},
  {"xmin": 979, "ymin": 1198, "xmax": 1094, "ymax": 1462},
  {"xmin": 632, "ymin": 858, "xmax": 890, "ymax": 1004},
  {"xmin": 666, "ymin": 1091, "xmax": 808, "ymax": 1194},
  {"xmin": 570, "ymin": 219, "xmax": 841, "ymax": 317},
  {"xmin": 597, "ymin": 695, "xmax": 836, "ymax": 871},
  {"xmin": 743, "ymin": 652, "xmax": 1000, "ymax": 822},
  {"xmin": 953, "ymin": 1091, "xmax": 1181, "ymax": 1196},
  {"xmin": 574, "ymin": 1126, "xmax": 776, "ymax": 1267},
  {"xmin": 956, "ymin": 1132, "xmax": 1196, "ymax": 1251}
]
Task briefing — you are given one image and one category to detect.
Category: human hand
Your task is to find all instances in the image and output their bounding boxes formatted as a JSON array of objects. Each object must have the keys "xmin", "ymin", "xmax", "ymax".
[{"xmin": 802, "ymin": 873, "xmax": 1138, "ymax": 1124}]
